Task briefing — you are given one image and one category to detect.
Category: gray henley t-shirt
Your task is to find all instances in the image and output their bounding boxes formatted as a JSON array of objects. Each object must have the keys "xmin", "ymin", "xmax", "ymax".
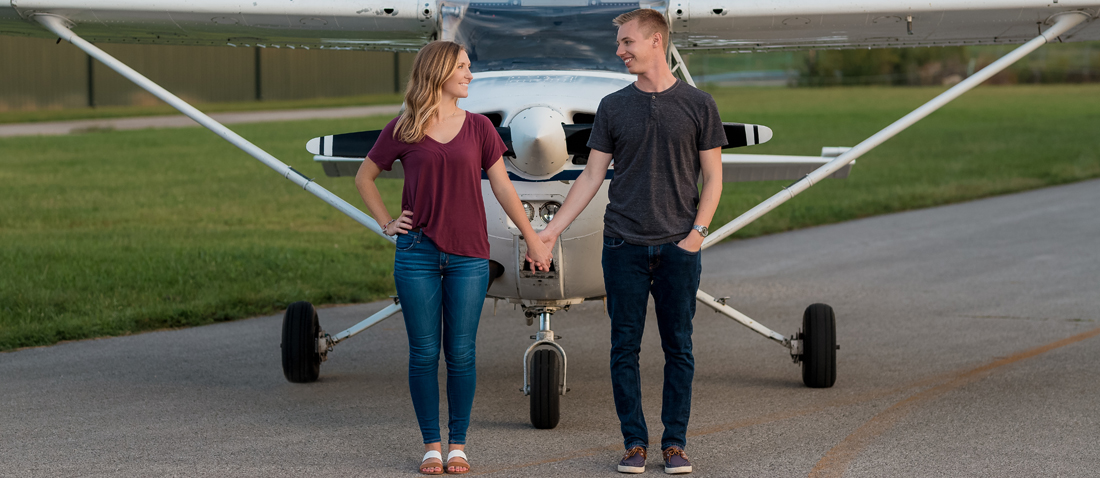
[{"xmin": 587, "ymin": 80, "xmax": 727, "ymax": 246}]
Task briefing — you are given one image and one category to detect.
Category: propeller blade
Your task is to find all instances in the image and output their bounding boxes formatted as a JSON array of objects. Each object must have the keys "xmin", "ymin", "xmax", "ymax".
[
  {"xmin": 306, "ymin": 127, "xmax": 514, "ymax": 158},
  {"xmin": 722, "ymin": 123, "xmax": 773, "ymax": 148}
]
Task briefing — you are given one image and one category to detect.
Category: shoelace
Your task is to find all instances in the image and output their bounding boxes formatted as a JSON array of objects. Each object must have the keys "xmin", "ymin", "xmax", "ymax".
[
  {"xmin": 624, "ymin": 446, "xmax": 646, "ymax": 460},
  {"xmin": 663, "ymin": 447, "xmax": 688, "ymax": 461}
]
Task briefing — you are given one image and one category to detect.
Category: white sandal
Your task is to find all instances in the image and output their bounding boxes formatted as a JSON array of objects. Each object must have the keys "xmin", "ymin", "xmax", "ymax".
[
  {"xmin": 446, "ymin": 449, "xmax": 470, "ymax": 475},
  {"xmin": 419, "ymin": 450, "xmax": 444, "ymax": 475}
]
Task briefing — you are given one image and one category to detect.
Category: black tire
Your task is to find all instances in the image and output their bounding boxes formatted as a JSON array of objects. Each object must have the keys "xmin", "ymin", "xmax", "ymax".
[
  {"xmin": 281, "ymin": 301, "xmax": 321, "ymax": 383},
  {"xmin": 529, "ymin": 349, "xmax": 561, "ymax": 429},
  {"xmin": 801, "ymin": 303, "xmax": 837, "ymax": 388}
]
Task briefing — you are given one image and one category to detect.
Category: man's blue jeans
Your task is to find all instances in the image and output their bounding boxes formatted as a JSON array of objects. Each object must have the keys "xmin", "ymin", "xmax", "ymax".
[
  {"xmin": 394, "ymin": 231, "xmax": 489, "ymax": 445},
  {"xmin": 602, "ymin": 235, "xmax": 701, "ymax": 451}
]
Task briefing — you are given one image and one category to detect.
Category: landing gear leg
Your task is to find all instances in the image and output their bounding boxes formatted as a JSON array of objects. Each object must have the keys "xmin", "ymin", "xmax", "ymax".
[
  {"xmin": 697, "ymin": 290, "xmax": 838, "ymax": 388},
  {"xmin": 522, "ymin": 308, "xmax": 567, "ymax": 429}
]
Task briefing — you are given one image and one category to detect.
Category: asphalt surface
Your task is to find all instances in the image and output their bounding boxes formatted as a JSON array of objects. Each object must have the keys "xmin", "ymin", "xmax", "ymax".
[
  {"xmin": 0, "ymin": 104, "xmax": 401, "ymax": 137},
  {"xmin": 2, "ymin": 180, "xmax": 1098, "ymax": 477}
]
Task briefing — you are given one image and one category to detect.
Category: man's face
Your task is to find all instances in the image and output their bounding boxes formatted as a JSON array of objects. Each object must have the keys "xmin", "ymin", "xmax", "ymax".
[{"xmin": 616, "ymin": 20, "xmax": 659, "ymax": 74}]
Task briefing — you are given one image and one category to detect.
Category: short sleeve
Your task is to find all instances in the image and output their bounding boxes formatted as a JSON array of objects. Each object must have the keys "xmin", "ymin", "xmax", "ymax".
[
  {"xmin": 367, "ymin": 117, "xmax": 404, "ymax": 171},
  {"xmin": 586, "ymin": 98, "xmax": 614, "ymax": 154},
  {"xmin": 697, "ymin": 95, "xmax": 727, "ymax": 151},
  {"xmin": 478, "ymin": 114, "xmax": 506, "ymax": 171}
]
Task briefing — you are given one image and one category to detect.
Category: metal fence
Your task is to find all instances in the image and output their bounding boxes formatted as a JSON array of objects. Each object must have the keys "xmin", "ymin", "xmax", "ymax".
[{"xmin": 0, "ymin": 36, "xmax": 413, "ymax": 111}]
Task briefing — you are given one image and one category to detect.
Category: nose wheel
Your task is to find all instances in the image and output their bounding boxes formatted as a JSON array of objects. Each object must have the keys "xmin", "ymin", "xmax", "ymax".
[
  {"xmin": 529, "ymin": 349, "xmax": 561, "ymax": 429},
  {"xmin": 522, "ymin": 308, "xmax": 567, "ymax": 429}
]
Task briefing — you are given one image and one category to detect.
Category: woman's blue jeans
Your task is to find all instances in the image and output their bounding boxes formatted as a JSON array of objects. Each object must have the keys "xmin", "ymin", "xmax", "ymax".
[
  {"xmin": 394, "ymin": 231, "xmax": 489, "ymax": 445},
  {"xmin": 602, "ymin": 235, "xmax": 702, "ymax": 451}
]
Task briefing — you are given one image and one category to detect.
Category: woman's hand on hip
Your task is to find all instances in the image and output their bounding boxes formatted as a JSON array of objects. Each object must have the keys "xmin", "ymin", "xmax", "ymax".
[{"xmin": 384, "ymin": 210, "xmax": 414, "ymax": 235}]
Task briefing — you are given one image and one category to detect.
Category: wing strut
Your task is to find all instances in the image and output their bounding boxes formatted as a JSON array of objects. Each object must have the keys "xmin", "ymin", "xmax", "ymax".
[
  {"xmin": 668, "ymin": 43, "xmax": 696, "ymax": 87},
  {"xmin": 32, "ymin": 14, "xmax": 395, "ymax": 244},
  {"xmin": 701, "ymin": 11, "xmax": 1090, "ymax": 250}
]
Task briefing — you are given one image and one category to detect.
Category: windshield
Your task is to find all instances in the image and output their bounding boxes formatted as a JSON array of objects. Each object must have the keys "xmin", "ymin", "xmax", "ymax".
[{"xmin": 442, "ymin": 2, "xmax": 661, "ymax": 73}]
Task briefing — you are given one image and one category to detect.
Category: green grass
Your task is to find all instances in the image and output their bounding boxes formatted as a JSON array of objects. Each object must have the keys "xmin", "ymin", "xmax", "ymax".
[
  {"xmin": 0, "ymin": 92, "xmax": 404, "ymax": 125},
  {"xmin": 708, "ymin": 84, "xmax": 1100, "ymax": 237},
  {"xmin": 2, "ymin": 84, "xmax": 1099, "ymax": 351},
  {"xmin": 2, "ymin": 116, "xmax": 405, "ymax": 350}
]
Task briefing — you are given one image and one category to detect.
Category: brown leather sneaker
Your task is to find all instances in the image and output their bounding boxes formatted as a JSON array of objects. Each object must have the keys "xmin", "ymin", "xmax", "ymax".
[
  {"xmin": 617, "ymin": 446, "xmax": 647, "ymax": 474},
  {"xmin": 662, "ymin": 446, "xmax": 692, "ymax": 474}
]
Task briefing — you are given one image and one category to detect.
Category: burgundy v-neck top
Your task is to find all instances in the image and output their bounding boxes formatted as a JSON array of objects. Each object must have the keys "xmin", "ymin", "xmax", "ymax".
[{"xmin": 367, "ymin": 113, "xmax": 506, "ymax": 259}]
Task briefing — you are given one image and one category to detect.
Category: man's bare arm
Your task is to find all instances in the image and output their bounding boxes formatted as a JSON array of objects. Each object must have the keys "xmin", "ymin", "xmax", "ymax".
[
  {"xmin": 677, "ymin": 147, "xmax": 723, "ymax": 252},
  {"xmin": 537, "ymin": 149, "xmax": 614, "ymax": 249}
]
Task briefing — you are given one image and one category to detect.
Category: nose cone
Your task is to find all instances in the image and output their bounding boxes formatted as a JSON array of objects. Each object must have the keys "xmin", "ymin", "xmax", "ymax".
[{"xmin": 508, "ymin": 106, "xmax": 569, "ymax": 177}]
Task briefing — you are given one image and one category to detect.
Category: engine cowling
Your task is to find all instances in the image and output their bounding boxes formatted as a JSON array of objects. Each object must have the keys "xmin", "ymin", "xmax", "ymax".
[{"xmin": 507, "ymin": 106, "xmax": 569, "ymax": 177}]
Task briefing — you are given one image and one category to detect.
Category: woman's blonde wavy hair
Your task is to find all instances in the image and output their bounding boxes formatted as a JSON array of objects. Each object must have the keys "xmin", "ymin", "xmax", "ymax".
[{"xmin": 394, "ymin": 41, "xmax": 466, "ymax": 144}]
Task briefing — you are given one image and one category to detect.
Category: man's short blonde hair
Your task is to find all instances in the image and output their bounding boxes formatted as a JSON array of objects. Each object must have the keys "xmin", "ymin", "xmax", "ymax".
[{"xmin": 613, "ymin": 8, "xmax": 670, "ymax": 51}]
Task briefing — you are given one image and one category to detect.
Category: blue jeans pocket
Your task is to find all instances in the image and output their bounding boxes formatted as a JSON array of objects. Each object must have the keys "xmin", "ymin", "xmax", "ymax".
[
  {"xmin": 395, "ymin": 232, "xmax": 418, "ymax": 251},
  {"xmin": 603, "ymin": 235, "xmax": 626, "ymax": 248},
  {"xmin": 672, "ymin": 242, "xmax": 699, "ymax": 256}
]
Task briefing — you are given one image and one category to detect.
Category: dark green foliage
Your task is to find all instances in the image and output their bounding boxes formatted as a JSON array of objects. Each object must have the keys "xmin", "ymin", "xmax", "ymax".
[
  {"xmin": 801, "ymin": 47, "xmax": 970, "ymax": 86},
  {"xmin": 689, "ymin": 43, "xmax": 1100, "ymax": 87}
]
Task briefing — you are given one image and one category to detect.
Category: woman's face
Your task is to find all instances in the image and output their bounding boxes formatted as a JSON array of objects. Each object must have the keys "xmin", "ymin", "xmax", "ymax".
[{"xmin": 441, "ymin": 50, "xmax": 473, "ymax": 99}]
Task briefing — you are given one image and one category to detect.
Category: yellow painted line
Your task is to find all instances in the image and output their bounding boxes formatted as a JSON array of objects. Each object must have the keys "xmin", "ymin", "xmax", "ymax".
[{"xmin": 808, "ymin": 326, "xmax": 1100, "ymax": 478}]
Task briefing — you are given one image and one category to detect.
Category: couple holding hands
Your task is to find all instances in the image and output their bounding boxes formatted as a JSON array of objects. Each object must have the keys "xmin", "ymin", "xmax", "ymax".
[{"xmin": 355, "ymin": 8, "xmax": 725, "ymax": 475}]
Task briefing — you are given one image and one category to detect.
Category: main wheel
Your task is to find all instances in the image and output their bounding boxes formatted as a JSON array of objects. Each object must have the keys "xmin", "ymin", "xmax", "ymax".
[
  {"xmin": 529, "ymin": 349, "xmax": 561, "ymax": 429},
  {"xmin": 801, "ymin": 303, "xmax": 836, "ymax": 388},
  {"xmin": 281, "ymin": 301, "xmax": 321, "ymax": 383}
]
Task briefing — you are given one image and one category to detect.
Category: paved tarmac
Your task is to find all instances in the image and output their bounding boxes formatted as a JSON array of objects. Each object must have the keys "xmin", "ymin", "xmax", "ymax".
[
  {"xmin": 2, "ymin": 180, "xmax": 1098, "ymax": 477},
  {"xmin": 0, "ymin": 104, "xmax": 401, "ymax": 137}
]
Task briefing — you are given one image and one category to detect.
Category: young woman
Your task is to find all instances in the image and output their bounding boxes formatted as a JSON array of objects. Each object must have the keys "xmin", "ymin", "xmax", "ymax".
[{"xmin": 355, "ymin": 41, "xmax": 552, "ymax": 475}]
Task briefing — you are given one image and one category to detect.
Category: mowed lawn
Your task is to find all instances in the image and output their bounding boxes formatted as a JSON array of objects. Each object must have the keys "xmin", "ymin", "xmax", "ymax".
[{"xmin": 2, "ymin": 84, "xmax": 1099, "ymax": 351}]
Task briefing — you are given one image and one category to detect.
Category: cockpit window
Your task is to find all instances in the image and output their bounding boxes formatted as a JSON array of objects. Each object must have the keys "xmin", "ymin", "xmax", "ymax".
[{"xmin": 442, "ymin": 2, "xmax": 653, "ymax": 73}]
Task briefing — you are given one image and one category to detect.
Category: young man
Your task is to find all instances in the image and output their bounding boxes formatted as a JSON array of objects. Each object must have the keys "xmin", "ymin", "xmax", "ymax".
[{"xmin": 537, "ymin": 8, "xmax": 726, "ymax": 475}]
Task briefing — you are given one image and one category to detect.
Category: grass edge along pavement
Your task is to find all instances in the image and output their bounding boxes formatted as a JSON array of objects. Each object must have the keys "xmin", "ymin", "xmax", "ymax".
[
  {"xmin": 0, "ymin": 92, "xmax": 406, "ymax": 125},
  {"xmin": 2, "ymin": 84, "xmax": 1099, "ymax": 351}
]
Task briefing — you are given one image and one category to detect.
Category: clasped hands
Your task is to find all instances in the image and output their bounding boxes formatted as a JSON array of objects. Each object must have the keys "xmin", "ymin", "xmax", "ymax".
[
  {"xmin": 524, "ymin": 229, "xmax": 558, "ymax": 272},
  {"xmin": 524, "ymin": 232, "xmax": 555, "ymax": 272}
]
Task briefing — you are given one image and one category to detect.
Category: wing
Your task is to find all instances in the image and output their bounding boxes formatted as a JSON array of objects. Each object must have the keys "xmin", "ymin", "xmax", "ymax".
[
  {"xmin": 0, "ymin": 0, "xmax": 433, "ymax": 50},
  {"xmin": 722, "ymin": 149, "xmax": 853, "ymax": 183},
  {"xmin": 671, "ymin": 1, "xmax": 1100, "ymax": 51},
  {"xmin": 7, "ymin": 1, "xmax": 1099, "ymax": 51}
]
